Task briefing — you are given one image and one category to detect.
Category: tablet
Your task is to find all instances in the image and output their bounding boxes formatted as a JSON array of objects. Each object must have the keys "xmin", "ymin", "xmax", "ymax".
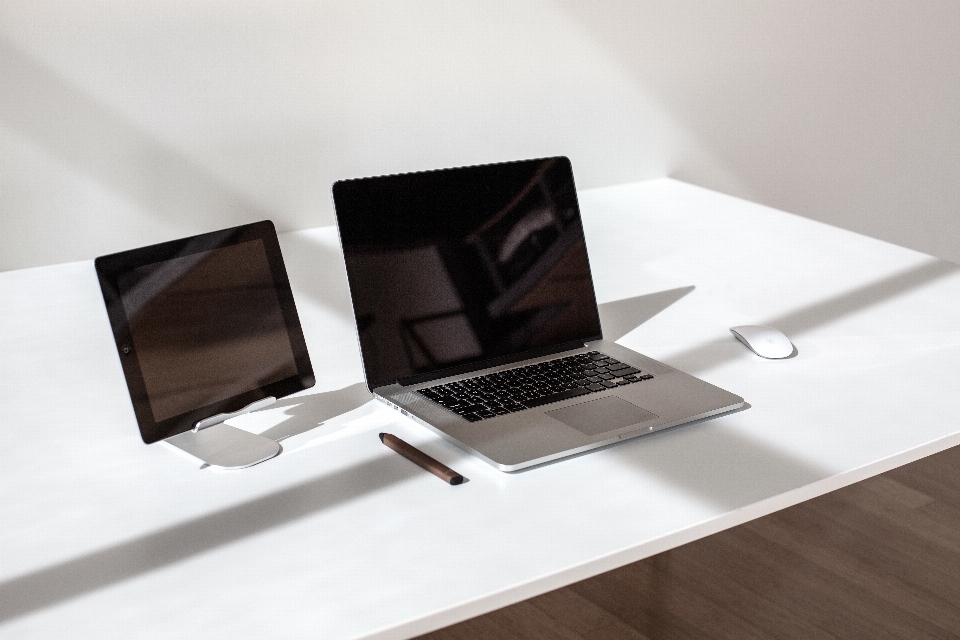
[{"xmin": 95, "ymin": 221, "xmax": 314, "ymax": 445}]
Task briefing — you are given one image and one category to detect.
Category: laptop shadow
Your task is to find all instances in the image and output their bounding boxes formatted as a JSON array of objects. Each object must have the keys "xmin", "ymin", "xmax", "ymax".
[{"xmin": 598, "ymin": 285, "xmax": 696, "ymax": 342}]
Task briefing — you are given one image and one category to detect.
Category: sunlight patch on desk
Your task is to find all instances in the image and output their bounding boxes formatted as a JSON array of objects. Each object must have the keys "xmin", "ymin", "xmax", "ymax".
[
  {"xmin": 606, "ymin": 419, "xmax": 832, "ymax": 513},
  {"xmin": 0, "ymin": 450, "xmax": 421, "ymax": 624},
  {"xmin": 659, "ymin": 257, "xmax": 960, "ymax": 377}
]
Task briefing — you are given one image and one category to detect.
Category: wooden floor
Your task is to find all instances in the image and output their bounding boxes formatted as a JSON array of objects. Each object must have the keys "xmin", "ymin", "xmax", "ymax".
[{"xmin": 418, "ymin": 445, "xmax": 960, "ymax": 640}]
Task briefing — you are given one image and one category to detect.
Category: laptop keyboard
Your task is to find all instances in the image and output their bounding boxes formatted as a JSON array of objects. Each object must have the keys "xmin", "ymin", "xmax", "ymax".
[{"xmin": 416, "ymin": 351, "xmax": 655, "ymax": 422}]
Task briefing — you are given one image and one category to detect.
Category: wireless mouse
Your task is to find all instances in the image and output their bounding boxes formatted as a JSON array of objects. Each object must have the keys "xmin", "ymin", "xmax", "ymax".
[{"xmin": 730, "ymin": 325, "xmax": 794, "ymax": 359}]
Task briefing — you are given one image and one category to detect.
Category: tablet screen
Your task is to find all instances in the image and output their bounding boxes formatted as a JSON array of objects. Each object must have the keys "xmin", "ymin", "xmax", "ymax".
[
  {"xmin": 118, "ymin": 240, "xmax": 298, "ymax": 422},
  {"xmin": 96, "ymin": 221, "xmax": 314, "ymax": 444}
]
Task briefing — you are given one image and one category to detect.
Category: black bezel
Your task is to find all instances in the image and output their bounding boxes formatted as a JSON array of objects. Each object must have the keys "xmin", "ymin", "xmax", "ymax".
[
  {"xmin": 95, "ymin": 221, "xmax": 315, "ymax": 444},
  {"xmin": 333, "ymin": 156, "xmax": 604, "ymax": 391}
]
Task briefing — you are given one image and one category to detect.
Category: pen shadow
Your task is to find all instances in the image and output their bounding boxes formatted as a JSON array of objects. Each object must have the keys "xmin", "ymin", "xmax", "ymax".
[{"xmin": 598, "ymin": 285, "xmax": 695, "ymax": 342}]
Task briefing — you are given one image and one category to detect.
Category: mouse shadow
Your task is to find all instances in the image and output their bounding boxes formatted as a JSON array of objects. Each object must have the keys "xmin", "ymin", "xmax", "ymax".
[
  {"xmin": 598, "ymin": 286, "xmax": 695, "ymax": 342},
  {"xmin": 259, "ymin": 382, "xmax": 374, "ymax": 444}
]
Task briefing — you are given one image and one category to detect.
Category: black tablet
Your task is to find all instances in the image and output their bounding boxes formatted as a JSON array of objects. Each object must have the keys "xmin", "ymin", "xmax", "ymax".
[{"xmin": 95, "ymin": 221, "xmax": 315, "ymax": 444}]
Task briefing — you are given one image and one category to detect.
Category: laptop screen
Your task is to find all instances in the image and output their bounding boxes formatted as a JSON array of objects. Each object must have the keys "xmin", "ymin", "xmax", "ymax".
[{"xmin": 334, "ymin": 157, "xmax": 603, "ymax": 388}]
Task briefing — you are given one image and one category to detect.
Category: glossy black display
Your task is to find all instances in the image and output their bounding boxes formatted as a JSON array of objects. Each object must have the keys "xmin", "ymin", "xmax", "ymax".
[
  {"xmin": 95, "ymin": 221, "xmax": 314, "ymax": 444},
  {"xmin": 333, "ymin": 157, "xmax": 602, "ymax": 388}
]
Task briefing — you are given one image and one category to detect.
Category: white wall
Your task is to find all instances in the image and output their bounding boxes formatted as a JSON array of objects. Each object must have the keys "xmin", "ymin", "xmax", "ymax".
[
  {"xmin": 562, "ymin": 1, "xmax": 960, "ymax": 265},
  {"xmin": 2, "ymin": 1, "xmax": 958, "ymax": 272}
]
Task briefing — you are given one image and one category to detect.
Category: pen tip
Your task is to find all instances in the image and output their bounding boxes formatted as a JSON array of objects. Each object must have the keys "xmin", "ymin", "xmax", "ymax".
[{"xmin": 378, "ymin": 432, "xmax": 385, "ymax": 442}]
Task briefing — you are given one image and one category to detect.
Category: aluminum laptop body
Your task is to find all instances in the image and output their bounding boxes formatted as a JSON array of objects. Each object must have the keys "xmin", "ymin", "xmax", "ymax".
[{"xmin": 333, "ymin": 157, "xmax": 744, "ymax": 471}]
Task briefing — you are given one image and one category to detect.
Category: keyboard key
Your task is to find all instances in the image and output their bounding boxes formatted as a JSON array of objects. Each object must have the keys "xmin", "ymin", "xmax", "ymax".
[
  {"xmin": 417, "ymin": 351, "xmax": 640, "ymax": 420},
  {"xmin": 522, "ymin": 387, "xmax": 590, "ymax": 408},
  {"xmin": 460, "ymin": 404, "xmax": 487, "ymax": 414}
]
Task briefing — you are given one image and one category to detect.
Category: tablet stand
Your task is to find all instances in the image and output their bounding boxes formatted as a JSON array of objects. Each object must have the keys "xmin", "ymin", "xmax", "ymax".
[{"xmin": 165, "ymin": 397, "xmax": 280, "ymax": 469}]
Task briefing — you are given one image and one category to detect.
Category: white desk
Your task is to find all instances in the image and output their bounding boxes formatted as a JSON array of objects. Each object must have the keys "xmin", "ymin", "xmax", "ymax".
[{"xmin": 2, "ymin": 179, "xmax": 959, "ymax": 639}]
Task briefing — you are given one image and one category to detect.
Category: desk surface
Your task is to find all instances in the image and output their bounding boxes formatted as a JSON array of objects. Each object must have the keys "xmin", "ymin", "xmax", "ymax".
[{"xmin": 2, "ymin": 179, "xmax": 959, "ymax": 639}]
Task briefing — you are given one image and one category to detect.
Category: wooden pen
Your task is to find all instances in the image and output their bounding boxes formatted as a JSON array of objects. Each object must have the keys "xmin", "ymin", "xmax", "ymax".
[{"xmin": 379, "ymin": 433, "xmax": 464, "ymax": 485}]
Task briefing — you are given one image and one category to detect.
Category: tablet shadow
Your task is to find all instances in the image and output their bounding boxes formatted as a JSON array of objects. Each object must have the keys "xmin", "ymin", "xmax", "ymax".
[
  {"xmin": 259, "ymin": 383, "xmax": 373, "ymax": 443},
  {"xmin": 598, "ymin": 285, "xmax": 695, "ymax": 342}
]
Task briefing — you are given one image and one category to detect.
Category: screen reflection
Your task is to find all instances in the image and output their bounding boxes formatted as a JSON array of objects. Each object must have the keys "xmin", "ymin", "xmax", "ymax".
[
  {"xmin": 118, "ymin": 240, "xmax": 298, "ymax": 421},
  {"xmin": 335, "ymin": 157, "xmax": 602, "ymax": 387}
]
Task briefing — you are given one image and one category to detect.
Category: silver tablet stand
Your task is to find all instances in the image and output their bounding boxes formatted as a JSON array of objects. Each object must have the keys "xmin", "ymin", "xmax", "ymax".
[{"xmin": 165, "ymin": 397, "xmax": 280, "ymax": 469}]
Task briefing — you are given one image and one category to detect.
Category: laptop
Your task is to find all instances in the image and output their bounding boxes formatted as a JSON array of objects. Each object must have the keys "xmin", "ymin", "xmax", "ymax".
[{"xmin": 332, "ymin": 157, "xmax": 744, "ymax": 471}]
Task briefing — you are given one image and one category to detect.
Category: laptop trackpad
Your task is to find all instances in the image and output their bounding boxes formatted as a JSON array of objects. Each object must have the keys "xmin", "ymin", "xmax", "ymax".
[{"xmin": 546, "ymin": 396, "xmax": 658, "ymax": 437}]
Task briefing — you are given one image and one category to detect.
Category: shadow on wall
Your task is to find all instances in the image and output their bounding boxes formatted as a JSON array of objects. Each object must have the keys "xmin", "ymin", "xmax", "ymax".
[
  {"xmin": 0, "ymin": 37, "xmax": 275, "ymax": 269},
  {"xmin": 559, "ymin": 2, "xmax": 960, "ymax": 264},
  {"xmin": 1, "ymin": 1, "xmax": 697, "ymax": 272}
]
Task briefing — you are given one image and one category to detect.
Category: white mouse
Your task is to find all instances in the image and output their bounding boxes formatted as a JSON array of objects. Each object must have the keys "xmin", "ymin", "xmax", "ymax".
[{"xmin": 730, "ymin": 325, "xmax": 794, "ymax": 359}]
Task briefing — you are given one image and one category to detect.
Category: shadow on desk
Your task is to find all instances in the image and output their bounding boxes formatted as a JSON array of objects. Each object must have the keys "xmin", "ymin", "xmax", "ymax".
[
  {"xmin": 0, "ymin": 453, "xmax": 418, "ymax": 624},
  {"xmin": 260, "ymin": 382, "xmax": 373, "ymax": 444},
  {"xmin": 662, "ymin": 258, "xmax": 960, "ymax": 376},
  {"xmin": 598, "ymin": 285, "xmax": 695, "ymax": 342},
  {"xmin": 8, "ymin": 264, "xmax": 949, "ymax": 622},
  {"xmin": 607, "ymin": 258, "xmax": 960, "ymax": 511},
  {"xmin": 608, "ymin": 410, "xmax": 832, "ymax": 511},
  {"xmin": 258, "ymin": 284, "xmax": 697, "ymax": 450}
]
